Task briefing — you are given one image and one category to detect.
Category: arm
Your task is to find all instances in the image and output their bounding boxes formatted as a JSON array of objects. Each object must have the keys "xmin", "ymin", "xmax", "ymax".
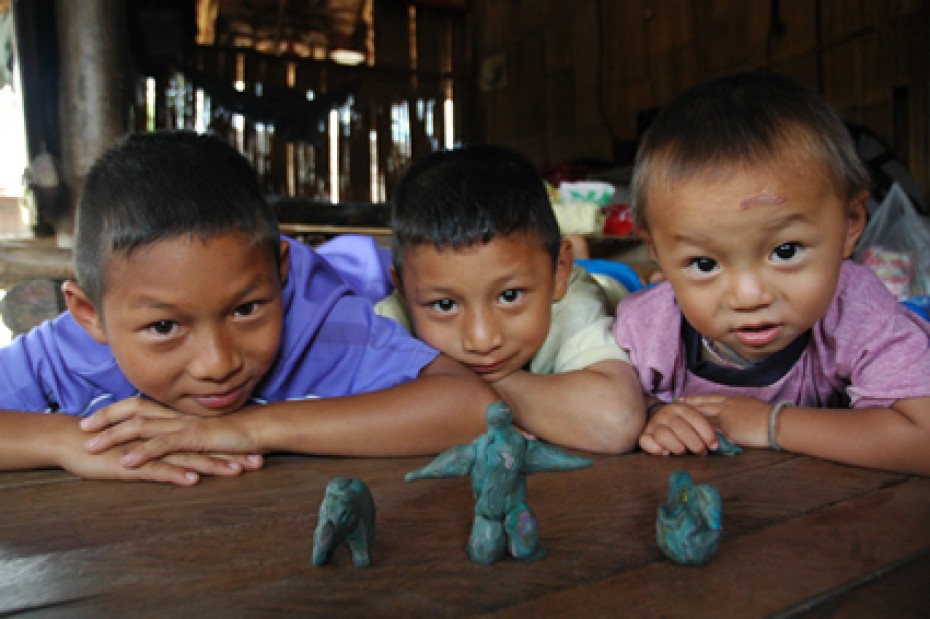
[
  {"xmin": 84, "ymin": 354, "xmax": 497, "ymax": 465},
  {"xmin": 686, "ymin": 395, "xmax": 930, "ymax": 475},
  {"xmin": 491, "ymin": 359, "xmax": 644, "ymax": 454},
  {"xmin": 0, "ymin": 409, "xmax": 256, "ymax": 485}
]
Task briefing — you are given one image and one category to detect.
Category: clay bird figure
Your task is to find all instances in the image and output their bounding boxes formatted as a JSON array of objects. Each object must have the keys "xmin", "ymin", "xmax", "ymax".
[
  {"xmin": 405, "ymin": 401, "xmax": 592, "ymax": 565},
  {"xmin": 656, "ymin": 469, "xmax": 723, "ymax": 565},
  {"xmin": 312, "ymin": 477, "xmax": 376, "ymax": 568}
]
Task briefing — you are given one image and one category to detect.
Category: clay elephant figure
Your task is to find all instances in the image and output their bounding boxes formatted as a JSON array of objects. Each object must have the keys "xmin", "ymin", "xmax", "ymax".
[{"xmin": 312, "ymin": 477, "xmax": 376, "ymax": 568}]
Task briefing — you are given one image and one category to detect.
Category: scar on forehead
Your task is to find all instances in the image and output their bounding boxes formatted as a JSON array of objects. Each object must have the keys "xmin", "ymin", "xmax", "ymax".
[{"xmin": 739, "ymin": 193, "xmax": 785, "ymax": 210}]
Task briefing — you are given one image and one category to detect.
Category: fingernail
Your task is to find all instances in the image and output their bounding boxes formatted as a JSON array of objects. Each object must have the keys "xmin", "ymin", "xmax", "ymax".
[
  {"xmin": 85, "ymin": 436, "xmax": 100, "ymax": 450},
  {"xmin": 79, "ymin": 418, "xmax": 92, "ymax": 430},
  {"xmin": 185, "ymin": 472, "xmax": 199, "ymax": 483},
  {"xmin": 247, "ymin": 455, "xmax": 262, "ymax": 464}
]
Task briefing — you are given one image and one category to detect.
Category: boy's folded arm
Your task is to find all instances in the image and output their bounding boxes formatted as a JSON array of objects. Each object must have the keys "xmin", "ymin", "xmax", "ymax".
[
  {"xmin": 0, "ymin": 410, "xmax": 79, "ymax": 470},
  {"xmin": 492, "ymin": 359, "xmax": 645, "ymax": 454},
  {"xmin": 774, "ymin": 396, "xmax": 930, "ymax": 476},
  {"xmin": 106, "ymin": 353, "xmax": 497, "ymax": 466},
  {"xmin": 0, "ymin": 410, "xmax": 249, "ymax": 485}
]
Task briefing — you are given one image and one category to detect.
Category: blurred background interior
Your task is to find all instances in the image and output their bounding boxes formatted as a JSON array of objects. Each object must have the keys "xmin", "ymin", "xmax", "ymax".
[{"xmin": 0, "ymin": 0, "xmax": 928, "ymax": 339}]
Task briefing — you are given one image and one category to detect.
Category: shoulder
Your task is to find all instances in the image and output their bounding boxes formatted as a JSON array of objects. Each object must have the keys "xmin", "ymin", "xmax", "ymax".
[
  {"xmin": 824, "ymin": 261, "xmax": 916, "ymax": 332},
  {"xmin": 613, "ymin": 282, "xmax": 682, "ymax": 355},
  {"xmin": 374, "ymin": 291, "xmax": 415, "ymax": 333},
  {"xmin": 0, "ymin": 313, "xmax": 132, "ymax": 414}
]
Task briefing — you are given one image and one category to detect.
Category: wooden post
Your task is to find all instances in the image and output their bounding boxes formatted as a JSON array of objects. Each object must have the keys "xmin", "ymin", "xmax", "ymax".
[{"xmin": 55, "ymin": 0, "xmax": 128, "ymax": 246}]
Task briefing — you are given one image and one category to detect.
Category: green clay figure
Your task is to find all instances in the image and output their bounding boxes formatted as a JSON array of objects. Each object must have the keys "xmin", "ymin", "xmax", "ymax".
[
  {"xmin": 312, "ymin": 477, "xmax": 376, "ymax": 568},
  {"xmin": 656, "ymin": 468, "xmax": 722, "ymax": 565},
  {"xmin": 715, "ymin": 432, "xmax": 742, "ymax": 456},
  {"xmin": 405, "ymin": 401, "xmax": 592, "ymax": 565}
]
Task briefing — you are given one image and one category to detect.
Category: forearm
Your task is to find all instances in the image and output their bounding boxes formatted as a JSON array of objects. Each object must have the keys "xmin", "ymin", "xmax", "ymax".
[
  {"xmin": 493, "ymin": 361, "xmax": 645, "ymax": 454},
  {"xmin": 0, "ymin": 410, "xmax": 79, "ymax": 470},
  {"xmin": 776, "ymin": 399, "xmax": 930, "ymax": 475},
  {"xmin": 243, "ymin": 364, "xmax": 496, "ymax": 456}
]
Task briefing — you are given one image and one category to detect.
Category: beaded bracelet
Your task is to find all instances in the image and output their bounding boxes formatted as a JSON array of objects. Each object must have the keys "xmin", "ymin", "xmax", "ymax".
[{"xmin": 768, "ymin": 401, "xmax": 792, "ymax": 451}]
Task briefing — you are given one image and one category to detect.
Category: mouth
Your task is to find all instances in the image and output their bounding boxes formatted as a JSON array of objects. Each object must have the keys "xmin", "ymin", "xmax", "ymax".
[
  {"xmin": 194, "ymin": 384, "xmax": 249, "ymax": 410},
  {"xmin": 733, "ymin": 323, "xmax": 783, "ymax": 348},
  {"xmin": 469, "ymin": 359, "xmax": 510, "ymax": 376}
]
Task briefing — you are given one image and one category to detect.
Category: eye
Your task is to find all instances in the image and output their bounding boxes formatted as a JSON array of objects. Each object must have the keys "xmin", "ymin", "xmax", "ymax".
[
  {"xmin": 234, "ymin": 300, "xmax": 260, "ymax": 318},
  {"xmin": 146, "ymin": 320, "xmax": 178, "ymax": 336},
  {"xmin": 686, "ymin": 257, "xmax": 718, "ymax": 275},
  {"xmin": 431, "ymin": 298, "xmax": 457, "ymax": 313},
  {"xmin": 771, "ymin": 242, "xmax": 802, "ymax": 263},
  {"xmin": 498, "ymin": 289, "xmax": 522, "ymax": 305}
]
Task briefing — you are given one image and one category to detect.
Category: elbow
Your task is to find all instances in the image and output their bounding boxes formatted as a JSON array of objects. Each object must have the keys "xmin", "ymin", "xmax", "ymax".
[{"xmin": 583, "ymin": 403, "xmax": 645, "ymax": 455}]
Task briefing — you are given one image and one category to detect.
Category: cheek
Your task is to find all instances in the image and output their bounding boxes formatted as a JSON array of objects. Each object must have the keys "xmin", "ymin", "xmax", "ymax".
[
  {"xmin": 409, "ymin": 316, "xmax": 457, "ymax": 355},
  {"xmin": 669, "ymin": 282, "xmax": 719, "ymax": 333}
]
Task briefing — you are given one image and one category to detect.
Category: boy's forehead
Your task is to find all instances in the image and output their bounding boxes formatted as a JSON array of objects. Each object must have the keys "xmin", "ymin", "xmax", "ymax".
[{"xmin": 405, "ymin": 233, "xmax": 551, "ymax": 263}]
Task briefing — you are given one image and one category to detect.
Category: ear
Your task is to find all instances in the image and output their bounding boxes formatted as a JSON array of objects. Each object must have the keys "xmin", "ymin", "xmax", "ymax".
[
  {"xmin": 552, "ymin": 238, "xmax": 574, "ymax": 302},
  {"xmin": 389, "ymin": 265, "xmax": 403, "ymax": 297},
  {"xmin": 639, "ymin": 228, "xmax": 658, "ymax": 262},
  {"xmin": 842, "ymin": 190, "xmax": 869, "ymax": 258},
  {"xmin": 278, "ymin": 238, "xmax": 291, "ymax": 283},
  {"xmin": 62, "ymin": 281, "xmax": 108, "ymax": 344}
]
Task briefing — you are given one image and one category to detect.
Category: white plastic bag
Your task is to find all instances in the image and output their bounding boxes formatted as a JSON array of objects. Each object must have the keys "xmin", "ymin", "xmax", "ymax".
[{"xmin": 854, "ymin": 183, "xmax": 930, "ymax": 299}]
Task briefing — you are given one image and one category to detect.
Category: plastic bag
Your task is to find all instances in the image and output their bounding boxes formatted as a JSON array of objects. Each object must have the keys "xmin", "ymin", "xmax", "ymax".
[{"xmin": 854, "ymin": 183, "xmax": 930, "ymax": 300}]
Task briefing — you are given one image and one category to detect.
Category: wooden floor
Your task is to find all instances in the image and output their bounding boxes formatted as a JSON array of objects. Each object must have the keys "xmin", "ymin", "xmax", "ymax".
[{"xmin": 2, "ymin": 450, "xmax": 929, "ymax": 617}]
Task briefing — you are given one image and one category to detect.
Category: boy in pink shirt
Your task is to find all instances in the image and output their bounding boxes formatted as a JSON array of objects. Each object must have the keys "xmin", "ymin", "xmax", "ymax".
[{"xmin": 614, "ymin": 71, "xmax": 930, "ymax": 475}]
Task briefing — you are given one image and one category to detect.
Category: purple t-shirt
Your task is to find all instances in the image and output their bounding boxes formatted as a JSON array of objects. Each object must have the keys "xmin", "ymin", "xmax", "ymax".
[
  {"xmin": 0, "ymin": 237, "xmax": 439, "ymax": 416},
  {"xmin": 614, "ymin": 260, "xmax": 930, "ymax": 408}
]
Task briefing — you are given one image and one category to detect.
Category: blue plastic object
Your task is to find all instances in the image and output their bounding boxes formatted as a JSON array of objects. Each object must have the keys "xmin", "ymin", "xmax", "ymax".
[
  {"xmin": 902, "ymin": 296, "xmax": 930, "ymax": 321},
  {"xmin": 575, "ymin": 259, "xmax": 644, "ymax": 293}
]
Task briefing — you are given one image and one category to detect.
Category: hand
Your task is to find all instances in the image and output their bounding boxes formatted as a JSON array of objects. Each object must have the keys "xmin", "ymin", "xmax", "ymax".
[
  {"xmin": 82, "ymin": 404, "xmax": 260, "ymax": 469},
  {"xmin": 640, "ymin": 400, "xmax": 719, "ymax": 456},
  {"xmin": 81, "ymin": 398, "xmax": 264, "ymax": 470},
  {"xmin": 58, "ymin": 421, "xmax": 260, "ymax": 486},
  {"xmin": 681, "ymin": 395, "xmax": 771, "ymax": 448}
]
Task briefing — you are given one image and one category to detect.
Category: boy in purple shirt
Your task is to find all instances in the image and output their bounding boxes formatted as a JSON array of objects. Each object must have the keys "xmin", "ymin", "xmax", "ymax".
[
  {"xmin": 615, "ymin": 71, "xmax": 930, "ymax": 475},
  {"xmin": 0, "ymin": 131, "xmax": 496, "ymax": 484}
]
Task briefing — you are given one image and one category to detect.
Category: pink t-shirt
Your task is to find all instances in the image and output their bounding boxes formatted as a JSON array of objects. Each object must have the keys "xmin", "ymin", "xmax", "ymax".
[{"xmin": 613, "ymin": 261, "xmax": 930, "ymax": 408}]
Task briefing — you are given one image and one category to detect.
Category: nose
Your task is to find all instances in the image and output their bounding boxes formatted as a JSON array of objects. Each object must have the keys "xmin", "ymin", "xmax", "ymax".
[
  {"xmin": 189, "ymin": 325, "xmax": 243, "ymax": 382},
  {"xmin": 462, "ymin": 308, "xmax": 503, "ymax": 355},
  {"xmin": 727, "ymin": 268, "xmax": 773, "ymax": 311}
]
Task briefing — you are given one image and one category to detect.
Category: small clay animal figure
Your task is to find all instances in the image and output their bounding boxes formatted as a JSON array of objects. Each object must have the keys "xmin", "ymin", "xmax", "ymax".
[
  {"xmin": 656, "ymin": 468, "xmax": 722, "ymax": 565},
  {"xmin": 312, "ymin": 477, "xmax": 376, "ymax": 568},
  {"xmin": 405, "ymin": 401, "xmax": 592, "ymax": 565}
]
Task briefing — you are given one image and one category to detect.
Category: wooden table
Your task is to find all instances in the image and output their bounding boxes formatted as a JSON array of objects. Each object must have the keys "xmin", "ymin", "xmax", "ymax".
[{"xmin": 2, "ymin": 451, "xmax": 928, "ymax": 617}]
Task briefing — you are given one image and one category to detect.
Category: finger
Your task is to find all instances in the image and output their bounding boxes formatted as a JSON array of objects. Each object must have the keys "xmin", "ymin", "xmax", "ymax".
[
  {"xmin": 680, "ymin": 394, "xmax": 726, "ymax": 407},
  {"xmin": 666, "ymin": 404, "xmax": 720, "ymax": 449},
  {"xmin": 163, "ymin": 453, "xmax": 247, "ymax": 477},
  {"xmin": 119, "ymin": 430, "xmax": 213, "ymax": 469},
  {"xmin": 80, "ymin": 397, "xmax": 177, "ymax": 432},
  {"xmin": 653, "ymin": 420, "xmax": 710, "ymax": 455},
  {"xmin": 121, "ymin": 460, "xmax": 201, "ymax": 486},
  {"xmin": 639, "ymin": 433, "xmax": 670, "ymax": 456},
  {"xmin": 214, "ymin": 453, "xmax": 264, "ymax": 471},
  {"xmin": 84, "ymin": 417, "xmax": 183, "ymax": 453}
]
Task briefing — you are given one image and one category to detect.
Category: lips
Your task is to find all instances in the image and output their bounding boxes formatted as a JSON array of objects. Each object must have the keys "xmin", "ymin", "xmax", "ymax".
[
  {"xmin": 734, "ymin": 324, "xmax": 782, "ymax": 348},
  {"xmin": 195, "ymin": 384, "xmax": 248, "ymax": 410}
]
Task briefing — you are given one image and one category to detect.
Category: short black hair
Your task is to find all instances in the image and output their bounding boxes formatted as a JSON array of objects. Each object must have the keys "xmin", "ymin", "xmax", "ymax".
[
  {"xmin": 631, "ymin": 70, "xmax": 869, "ymax": 229},
  {"xmin": 73, "ymin": 130, "xmax": 280, "ymax": 306},
  {"xmin": 390, "ymin": 144, "xmax": 560, "ymax": 277}
]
